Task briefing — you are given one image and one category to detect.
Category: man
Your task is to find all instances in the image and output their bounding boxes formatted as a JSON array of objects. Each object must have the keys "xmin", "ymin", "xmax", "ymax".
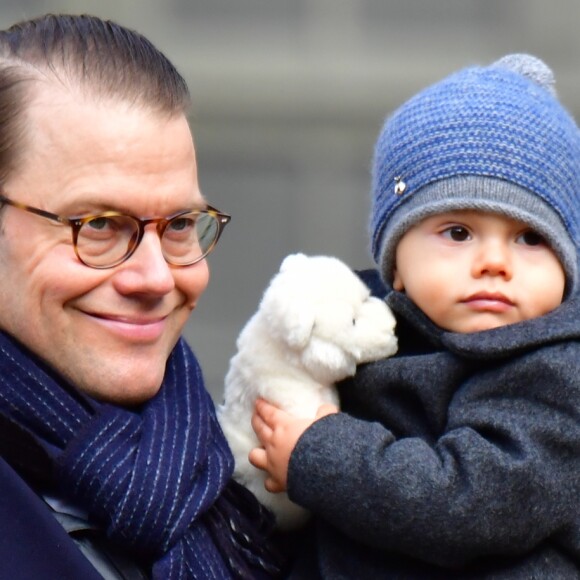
[{"xmin": 0, "ymin": 13, "xmax": 282, "ymax": 579}]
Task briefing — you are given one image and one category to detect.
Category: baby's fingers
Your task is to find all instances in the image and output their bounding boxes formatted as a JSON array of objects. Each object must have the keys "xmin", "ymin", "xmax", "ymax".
[
  {"xmin": 252, "ymin": 406, "xmax": 273, "ymax": 445},
  {"xmin": 316, "ymin": 403, "xmax": 339, "ymax": 419},
  {"xmin": 264, "ymin": 477, "xmax": 285, "ymax": 494},
  {"xmin": 255, "ymin": 398, "xmax": 288, "ymax": 423},
  {"xmin": 248, "ymin": 447, "xmax": 267, "ymax": 470}
]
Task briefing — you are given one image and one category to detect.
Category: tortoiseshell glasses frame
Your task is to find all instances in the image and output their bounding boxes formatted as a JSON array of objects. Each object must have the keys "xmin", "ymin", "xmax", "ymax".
[{"xmin": 0, "ymin": 194, "xmax": 231, "ymax": 269}]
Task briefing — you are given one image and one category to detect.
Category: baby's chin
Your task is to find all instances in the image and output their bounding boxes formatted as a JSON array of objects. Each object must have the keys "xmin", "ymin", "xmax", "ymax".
[{"xmin": 441, "ymin": 315, "xmax": 518, "ymax": 334}]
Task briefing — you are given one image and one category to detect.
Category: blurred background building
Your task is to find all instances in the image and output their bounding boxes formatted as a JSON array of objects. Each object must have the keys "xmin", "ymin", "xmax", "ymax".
[{"xmin": 2, "ymin": 1, "xmax": 579, "ymax": 400}]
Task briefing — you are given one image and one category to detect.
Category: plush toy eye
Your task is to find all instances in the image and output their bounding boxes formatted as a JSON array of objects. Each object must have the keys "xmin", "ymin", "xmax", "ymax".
[{"xmin": 352, "ymin": 318, "xmax": 357, "ymax": 326}]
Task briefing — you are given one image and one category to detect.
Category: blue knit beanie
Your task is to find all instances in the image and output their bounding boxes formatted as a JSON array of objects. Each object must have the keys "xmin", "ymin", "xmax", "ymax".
[{"xmin": 370, "ymin": 54, "xmax": 580, "ymax": 295}]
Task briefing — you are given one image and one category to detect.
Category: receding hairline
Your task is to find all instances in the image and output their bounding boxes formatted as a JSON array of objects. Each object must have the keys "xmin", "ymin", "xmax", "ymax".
[
  {"xmin": 0, "ymin": 14, "xmax": 192, "ymax": 116},
  {"xmin": 0, "ymin": 15, "xmax": 193, "ymax": 187},
  {"xmin": 10, "ymin": 60, "xmax": 190, "ymax": 119}
]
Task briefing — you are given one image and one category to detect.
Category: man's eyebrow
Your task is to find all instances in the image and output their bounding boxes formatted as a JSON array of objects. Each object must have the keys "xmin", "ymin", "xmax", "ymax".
[
  {"xmin": 58, "ymin": 199, "xmax": 210, "ymax": 216},
  {"xmin": 192, "ymin": 199, "xmax": 211, "ymax": 211}
]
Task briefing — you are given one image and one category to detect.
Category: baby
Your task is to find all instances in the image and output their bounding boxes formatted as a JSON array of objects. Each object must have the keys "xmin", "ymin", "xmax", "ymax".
[{"xmin": 251, "ymin": 54, "xmax": 580, "ymax": 577}]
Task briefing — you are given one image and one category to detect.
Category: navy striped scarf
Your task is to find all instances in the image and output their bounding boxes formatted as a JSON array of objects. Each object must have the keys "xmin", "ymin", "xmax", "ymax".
[{"xmin": 0, "ymin": 331, "xmax": 283, "ymax": 579}]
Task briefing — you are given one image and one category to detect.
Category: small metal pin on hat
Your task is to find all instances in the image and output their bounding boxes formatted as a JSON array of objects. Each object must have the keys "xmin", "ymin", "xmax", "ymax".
[{"xmin": 394, "ymin": 176, "xmax": 406, "ymax": 195}]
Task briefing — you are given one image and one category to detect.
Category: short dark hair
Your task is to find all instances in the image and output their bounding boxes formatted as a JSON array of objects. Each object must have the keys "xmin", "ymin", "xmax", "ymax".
[{"xmin": 0, "ymin": 13, "xmax": 191, "ymax": 185}]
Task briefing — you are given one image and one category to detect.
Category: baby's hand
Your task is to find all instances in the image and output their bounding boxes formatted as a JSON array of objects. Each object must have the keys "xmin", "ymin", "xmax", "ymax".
[{"xmin": 249, "ymin": 399, "xmax": 337, "ymax": 493}]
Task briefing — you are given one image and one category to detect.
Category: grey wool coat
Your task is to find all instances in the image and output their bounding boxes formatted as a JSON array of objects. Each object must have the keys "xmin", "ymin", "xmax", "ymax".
[{"xmin": 285, "ymin": 270, "xmax": 580, "ymax": 579}]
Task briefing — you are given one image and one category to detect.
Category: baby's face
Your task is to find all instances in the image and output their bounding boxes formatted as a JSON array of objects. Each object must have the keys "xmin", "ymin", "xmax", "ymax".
[{"xmin": 392, "ymin": 210, "xmax": 566, "ymax": 333}]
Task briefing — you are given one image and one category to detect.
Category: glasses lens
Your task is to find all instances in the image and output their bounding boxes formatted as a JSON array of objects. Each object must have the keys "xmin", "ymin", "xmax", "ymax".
[
  {"xmin": 162, "ymin": 211, "xmax": 219, "ymax": 265},
  {"xmin": 76, "ymin": 214, "xmax": 139, "ymax": 267}
]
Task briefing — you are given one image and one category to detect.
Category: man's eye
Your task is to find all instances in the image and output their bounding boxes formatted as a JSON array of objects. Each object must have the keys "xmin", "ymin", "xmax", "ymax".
[
  {"xmin": 168, "ymin": 217, "xmax": 195, "ymax": 232},
  {"xmin": 86, "ymin": 217, "xmax": 113, "ymax": 231},
  {"xmin": 442, "ymin": 226, "xmax": 470, "ymax": 242},
  {"xmin": 517, "ymin": 230, "xmax": 546, "ymax": 246}
]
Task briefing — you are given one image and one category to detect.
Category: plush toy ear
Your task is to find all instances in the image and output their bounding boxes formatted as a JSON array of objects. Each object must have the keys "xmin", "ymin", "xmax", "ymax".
[
  {"xmin": 279, "ymin": 252, "xmax": 308, "ymax": 273},
  {"xmin": 261, "ymin": 290, "xmax": 315, "ymax": 350},
  {"xmin": 259, "ymin": 253, "xmax": 316, "ymax": 350},
  {"xmin": 301, "ymin": 337, "xmax": 356, "ymax": 383},
  {"xmin": 283, "ymin": 304, "xmax": 315, "ymax": 349}
]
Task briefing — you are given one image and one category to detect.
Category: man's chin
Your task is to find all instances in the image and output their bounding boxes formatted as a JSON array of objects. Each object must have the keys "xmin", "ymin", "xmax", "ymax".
[
  {"xmin": 67, "ymin": 358, "xmax": 167, "ymax": 405},
  {"xmin": 80, "ymin": 378, "xmax": 163, "ymax": 406}
]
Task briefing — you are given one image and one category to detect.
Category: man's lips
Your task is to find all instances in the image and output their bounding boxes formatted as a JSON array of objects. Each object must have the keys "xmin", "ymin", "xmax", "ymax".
[
  {"xmin": 83, "ymin": 312, "xmax": 170, "ymax": 341},
  {"xmin": 461, "ymin": 292, "xmax": 515, "ymax": 313}
]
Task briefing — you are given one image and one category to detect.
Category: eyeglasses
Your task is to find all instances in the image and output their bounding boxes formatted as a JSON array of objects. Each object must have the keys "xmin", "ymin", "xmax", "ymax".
[{"xmin": 0, "ymin": 194, "xmax": 231, "ymax": 269}]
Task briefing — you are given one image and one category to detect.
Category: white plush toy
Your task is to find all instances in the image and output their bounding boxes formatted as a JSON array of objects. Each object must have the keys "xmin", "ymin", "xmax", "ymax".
[{"xmin": 217, "ymin": 253, "xmax": 398, "ymax": 530}]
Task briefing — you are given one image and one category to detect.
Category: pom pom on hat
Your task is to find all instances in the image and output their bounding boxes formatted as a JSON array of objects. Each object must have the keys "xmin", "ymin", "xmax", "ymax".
[
  {"xmin": 370, "ymin": 53, "xmax": 580, "ymax": 295},
  {"xmin": 495, "ymin": 53, "xmax": 556, "ymax": 95}
]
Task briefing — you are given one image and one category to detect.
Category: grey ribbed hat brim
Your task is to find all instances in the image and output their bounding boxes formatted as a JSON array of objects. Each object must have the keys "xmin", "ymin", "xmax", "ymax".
[{"xmin": 379, "ymin": 176, "xmax": 577, "ymax": 295}]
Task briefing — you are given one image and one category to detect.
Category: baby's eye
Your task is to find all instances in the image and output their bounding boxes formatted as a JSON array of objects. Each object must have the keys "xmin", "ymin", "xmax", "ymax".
[
  {"xmin": 516, "ymin": 230, "xmax": 546, "ymax": 246},
  {"xmin": 441, "ymin": 226, "xmax": 471, "ymax": 242}
]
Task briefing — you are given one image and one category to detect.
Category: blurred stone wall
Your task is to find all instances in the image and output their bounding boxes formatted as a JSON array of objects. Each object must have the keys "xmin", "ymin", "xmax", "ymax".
[{"xmin": 2, "ymin": 1, "xmax": 580, "ymax": 399}]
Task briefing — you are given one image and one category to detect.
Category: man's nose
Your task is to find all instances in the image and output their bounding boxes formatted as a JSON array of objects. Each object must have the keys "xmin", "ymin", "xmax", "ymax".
[{"xmin": 112, "ymin": 227, "xmax": 176, "ymax": 296}]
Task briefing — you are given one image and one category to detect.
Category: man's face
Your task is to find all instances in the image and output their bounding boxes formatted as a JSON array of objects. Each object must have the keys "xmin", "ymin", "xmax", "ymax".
[
  {"xmin": 0, "ymin": 87, "xmax": 210, "ymax": 404},
  {"xmin": 392, "ymin": 210, "xmax": 566, "ymax": 333}
]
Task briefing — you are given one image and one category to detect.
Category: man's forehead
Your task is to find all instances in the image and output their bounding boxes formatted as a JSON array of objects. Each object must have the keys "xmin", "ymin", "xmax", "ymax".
[{"xmin": 5, "ymin": 95, "xmax": 200, "ymax": 215}]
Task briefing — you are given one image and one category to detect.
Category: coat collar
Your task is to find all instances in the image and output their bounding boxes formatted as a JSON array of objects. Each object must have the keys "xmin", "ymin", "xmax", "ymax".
[{"xmin": 386, "ymin": 290, "xmax": 580, "ymax": 360}]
